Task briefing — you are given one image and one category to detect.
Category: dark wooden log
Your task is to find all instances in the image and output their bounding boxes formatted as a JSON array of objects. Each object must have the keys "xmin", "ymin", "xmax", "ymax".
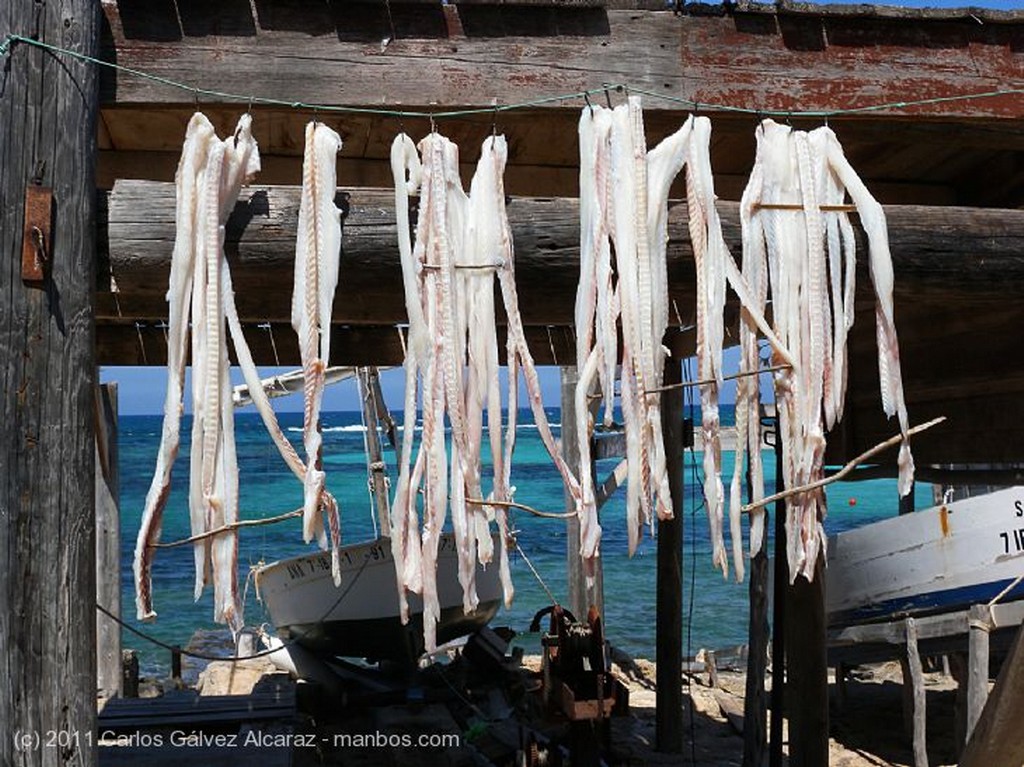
[
  {"xmin": 655, "ymin": 360, "xmax": 684, "ymax": 753},
  {"xmin": 961, "ymin": 621, "xmax": 1024, "ymax": 767},
  {"xmin": 562, "ymin": 366, "xmax": 604, "ymax": 622},
  {"xmin": 0, "ymin": 2, "xmax": 101, "ymax": 765},
  {"xmin": 784, "ymin": 554, "xmax": 829, "ymax": 767},
  {"xmin": 99, "ymin": 180, "xmax": 1024, "ymax": 326},
  {"xmin": 96, "ymin": 383, "xmax": 122, "ymax": 701}
]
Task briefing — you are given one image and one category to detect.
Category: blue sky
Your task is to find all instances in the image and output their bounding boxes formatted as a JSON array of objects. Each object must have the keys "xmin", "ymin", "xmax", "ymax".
[{"xmin": 102, "ymin": 0, "xmax": 1021, "ymax": 413}]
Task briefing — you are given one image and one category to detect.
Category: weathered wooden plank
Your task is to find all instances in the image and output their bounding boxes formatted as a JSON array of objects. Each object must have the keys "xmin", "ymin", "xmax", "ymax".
[
  {"xmin": 96, "ymin": 383, "xmax": 122, "ymax": 701},
  {"xmin": 0, "ymin": 3, "xmax": 101, "ymax": 766},
  {"xmin": 99, "ymin": 4, "xmax": 1024, "ymax": 120}
]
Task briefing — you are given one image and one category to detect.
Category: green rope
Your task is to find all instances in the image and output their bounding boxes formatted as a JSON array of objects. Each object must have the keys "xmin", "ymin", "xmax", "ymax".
[{"xmin": 2, "ymin": 32, "xmax": 1023, "ymax": 121}]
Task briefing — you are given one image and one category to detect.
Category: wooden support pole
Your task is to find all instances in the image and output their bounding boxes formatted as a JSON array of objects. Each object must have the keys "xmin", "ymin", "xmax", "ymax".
[
  {"xmin": 784, "ymin": 553, "xmax": 829, "ymax": 767},
  {"xmin": 744, "ymin": 537, "xmax": 770, "ymax": 766},
  {"xmin": 561, "ymin": 366, "xmax": 603, "ymax": 620},
  {"xmin": 0, "ymin": 3, "xmax": 101, "ymax": 766},
  {"xmin": 656, "ymin": 359, "xmax": 685, "ymax": 753},
  {"xmin": 964, "ymin": 605, "xmax": 992, "ymax": 750},
  {"xmin": 769, "ymin": 419, "xmax": 787, "ymax": 767},
  {"xmin": 357, "ymin": 367, "xmax": 391, "ymax": 537},
  {"xmin": 904, "ymin": 618, "xmax": 929, "ymax": 767},
  {"xmin": 960, "ymin": 620, "xmax": 1024, "ymax": 767},
  {"xmin": 95, "ymin": 383, "xmax": 122, "ymax": 700}
]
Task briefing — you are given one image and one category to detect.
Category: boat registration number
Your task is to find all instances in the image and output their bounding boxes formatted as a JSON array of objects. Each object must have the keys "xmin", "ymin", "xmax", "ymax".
[{"xmin": 997, "ymin": 500, "xmax": 1024, "ymax": 555}]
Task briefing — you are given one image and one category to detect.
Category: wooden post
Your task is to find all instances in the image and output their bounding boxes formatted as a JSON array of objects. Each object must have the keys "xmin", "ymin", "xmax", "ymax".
[
  {"xmin": 784, "ymin": 554, "xmax": 829, "ymax": 767},
  {"xmin": 964, "ymin": 605, "xmax": 991, "ymax": 749},
  {"xmin": 904, "ymin": 618, "xmax": 929, "ymax": 767},
  {"xmin": 656, "ymin": 359, "xmax": 684, "ymax": 753},
  {"xmin": 769, "ymin": 419, "xmax": 787, "ymax": 767},
  {"xmin": 744, "ymin": 538, "xmax": 770, "ymax": 766},
  {"xmin": 357, "ymin": 367, "xmax": 391, "ymax": 537},
  {"xmin": 95, "ymin": 383, "xmax": 122, "ymax": 700},
  {"xmin": 960, "ymin": 620, "xmax": 1024, "ymax": 767},
  {"xmin": 561, "ymin": 366, "xmax": 603, "ymax": 620},
  {"xmin": 0, "ymin": 4, "xmax": 101, "ymax": 767}
]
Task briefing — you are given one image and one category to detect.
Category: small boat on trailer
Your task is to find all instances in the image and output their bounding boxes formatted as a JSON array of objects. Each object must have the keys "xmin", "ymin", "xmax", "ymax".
[
  {"xmin": 826, "ymin": 485, "xmax": 1024, "ymax": 627},
  {"xmin": 255, "ymin": 533, "xmax": 502, "ymax": 661}
]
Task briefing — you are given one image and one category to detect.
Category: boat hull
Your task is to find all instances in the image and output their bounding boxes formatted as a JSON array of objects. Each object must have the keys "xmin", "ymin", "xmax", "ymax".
[
  {"xmin": 826, "ymin": 486, "xmax": 1024, "ymax": 627},
  {"xmin": 255, "ymin": 534, "xmax": 502, "ymax": 660}
]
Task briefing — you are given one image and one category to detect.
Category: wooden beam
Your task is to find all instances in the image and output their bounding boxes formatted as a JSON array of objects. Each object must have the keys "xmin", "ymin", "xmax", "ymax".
[
  {"xmin": 100, "ymin": 180, "xmax": 1024, "ymax": 328},
  {"xmin": 655, "ymin": 360, "xmax": 685, "ymax": 753},
  {"xmin": 96, "ymin": 323, "xmax": 581, "ymax": 367},
  {"xmin": 99, "ymin": 5, "xmax": 1024, "ymax": 120},
  {"xmin": 0, "ymin": 2, "xmax": 101, "ymax": 765}
]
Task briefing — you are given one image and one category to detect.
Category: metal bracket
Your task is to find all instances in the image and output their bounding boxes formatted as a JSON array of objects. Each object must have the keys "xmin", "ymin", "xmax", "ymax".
[{"xmin": 22, "ymin": 183, "xmax": 52, "ymax": 286}]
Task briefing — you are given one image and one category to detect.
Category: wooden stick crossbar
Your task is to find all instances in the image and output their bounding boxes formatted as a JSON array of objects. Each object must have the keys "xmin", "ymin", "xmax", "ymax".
[
  {"xmin": 754, "ymin": 203, "xmax": 859, "ymax": 212},
  {"xmin": 644, "ymin": 364, "xmax": 792, "ymax": 395},
  {"xmin": 465, "ymin": 497, "xmax": 578, "ymax": 520},
  {"xmin": 741, "ymin": 416, "xmax": 947, "ymax": 514},
  {"xmin": 150, "ymin": 508, "xmax": 303, "ymax": 548}
]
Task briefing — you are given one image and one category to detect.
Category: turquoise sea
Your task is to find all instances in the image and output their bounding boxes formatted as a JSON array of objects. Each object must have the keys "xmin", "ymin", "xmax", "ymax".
[{"xmin": 118, "ymin": 404, "xmax": 929, "ymax": 676}]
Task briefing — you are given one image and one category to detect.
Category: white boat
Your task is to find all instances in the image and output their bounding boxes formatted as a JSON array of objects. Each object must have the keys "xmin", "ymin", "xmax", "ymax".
[
  {"xmin": 826, "ymin": 486, "xmax": 1024, "ymax": 627},
  {"xmin": 251, "ymin": 368, "xmax": 502, "ymax": 661},
  {"xmin": 255, "ymin": 533, "xmax": 502, "ymax": 660}
]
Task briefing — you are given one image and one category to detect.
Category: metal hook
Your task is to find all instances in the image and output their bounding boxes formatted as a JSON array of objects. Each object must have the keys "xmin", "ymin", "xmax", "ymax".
[
  {"xmin": 604, "ymin": 87, "xmax": 613, "ymax": 109},
  {"xmin": 429, "ymin": 114, "xmax": 437, "ymax": 134},
  {"xmin": 247, "ymin": 94, "xmax": 254, "ymax": 115},
  {"xmin": 193, "ymin": 87, "xmax": 199, "ymax": 109},
  {"xmin": 693, "ymin": 100, "xmax": 701, "ymax": 116},
  {"xmin": 584, "ymin": 92, "xmax": 594, "ymax": 116},
  {"xmin": 492, "ymin": 107, "xmax": 498, "ymax": 138}
]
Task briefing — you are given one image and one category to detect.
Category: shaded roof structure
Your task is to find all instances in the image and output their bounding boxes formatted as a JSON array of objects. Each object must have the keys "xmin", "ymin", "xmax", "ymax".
[{"xmin": 95, "ymin": 0, "xmax": 1024, "ymax": 465}]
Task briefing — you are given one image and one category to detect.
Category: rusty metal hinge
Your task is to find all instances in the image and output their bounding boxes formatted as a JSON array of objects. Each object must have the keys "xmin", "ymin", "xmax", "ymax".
[{"xmin": 22, "ymin": 182, "xmax": 52, "ymax": 286}]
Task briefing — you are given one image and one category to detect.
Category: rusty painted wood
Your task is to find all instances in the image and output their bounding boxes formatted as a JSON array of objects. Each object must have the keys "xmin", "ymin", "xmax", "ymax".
[
  {"xmin": 99, "ymin": 5, "xmax": 1024, "ymax": 120},
  {"xmin": 0, "ymin": 1, "xmax": 101, "ymax": 765}
]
